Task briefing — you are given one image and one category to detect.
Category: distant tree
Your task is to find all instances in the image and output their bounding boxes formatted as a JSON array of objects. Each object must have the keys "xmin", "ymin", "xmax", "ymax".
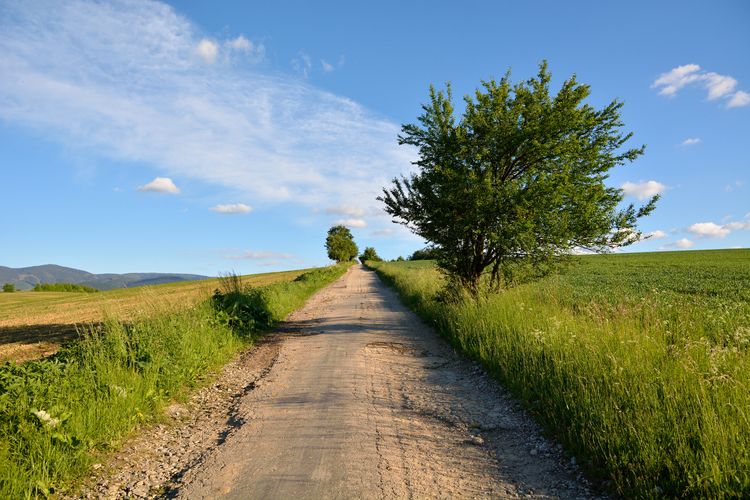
[
  {"xmin": 2, "ymin": 283, "xmax": 15, "ymax": 293},
  {"xmin": 397, "ymin": 256, "xmax": 405, "ymax": 262},
  {"xmin": 33, "ymin": 283, "xmax": 42, "ymax": 291},
  {"xmin": 325, "ymin": 225, "xmax": 359, "ymax": 263},
  {"xmin": 408, "ymin": 246, "xmax": 441, "ymax": 261},
  {"xmin": 379, "ymin": 62, "xmax": 657, "ymax": 297},
  {"xmin": 359, "ymin": 247, "xmax": 383, "ymax": 263}
]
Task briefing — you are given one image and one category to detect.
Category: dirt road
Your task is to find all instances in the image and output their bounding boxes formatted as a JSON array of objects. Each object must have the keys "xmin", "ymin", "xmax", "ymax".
[{"xmin": 165, "ymin": 265, "xmax": 601, "ymax": 500}]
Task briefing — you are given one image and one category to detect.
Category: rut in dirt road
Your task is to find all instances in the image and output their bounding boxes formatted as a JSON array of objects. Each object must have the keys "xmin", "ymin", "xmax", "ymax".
[{"xmin": 171, "ymin": 265, "xmax": 602, "ymax": 500}]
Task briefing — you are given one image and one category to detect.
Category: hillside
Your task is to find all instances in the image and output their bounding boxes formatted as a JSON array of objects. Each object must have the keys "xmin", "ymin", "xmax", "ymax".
[{"xmin": 0, "ymin": 264, "xmax": 209, "ymax": 291}]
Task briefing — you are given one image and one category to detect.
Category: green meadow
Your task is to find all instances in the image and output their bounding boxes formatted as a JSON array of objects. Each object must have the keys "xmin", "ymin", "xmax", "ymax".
[{"xmin": 369, "ymin": 249, "xmax": 750, "ymax": 500}]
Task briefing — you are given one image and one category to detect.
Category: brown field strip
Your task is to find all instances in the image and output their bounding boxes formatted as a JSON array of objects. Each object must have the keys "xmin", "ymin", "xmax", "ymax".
[{"xmin": 0, "ymin": 269, "xmax": 309, "ymax": 363}]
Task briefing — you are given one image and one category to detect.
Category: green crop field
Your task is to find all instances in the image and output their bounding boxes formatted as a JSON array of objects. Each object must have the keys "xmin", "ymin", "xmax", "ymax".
[{"xmin": 369, "ymin": 249, "xmax": 750, "ymax": 500}]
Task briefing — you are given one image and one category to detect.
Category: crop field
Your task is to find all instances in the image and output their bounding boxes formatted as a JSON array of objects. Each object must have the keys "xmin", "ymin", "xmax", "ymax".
[
  {"xmin": 370, "ymin": 249, "xmax": 750, "ymax": 499},
  {"xmin": 0, "ymin": 269, "xmax": 307, "ymax": 363}
]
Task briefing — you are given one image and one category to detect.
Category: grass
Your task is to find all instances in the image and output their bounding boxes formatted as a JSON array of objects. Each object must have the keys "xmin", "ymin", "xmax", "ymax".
[
  {"xmin": 0, "ymin": 269, "xmax": 307, "ymax": 363},
  {"xmin": 0, "ymin": 263, "xmax": 352, "ymax": 498},
  {"xmin": 369, "ymin": 249, "xmax": 750, "ymax": 500}
]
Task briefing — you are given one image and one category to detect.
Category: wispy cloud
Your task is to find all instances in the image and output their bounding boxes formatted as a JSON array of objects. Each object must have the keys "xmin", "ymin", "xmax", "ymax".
[
  {"xmin": 325, "ymin": 204, "xmax": 365, "ymax": 217},
  {"xmin": 659, "ymin": 238, "xmax": 695, "ymax": 250},
  {"xmin": 369, "ymin": 229, "xmax": 394, "ymax": 237},
  {"xmin": 292, "ymin": 52, "xmax": 312, "ymax": 78},
  {"xmin": 331, "ymin": 218, "xmax": 368, "ymax": 228},
  {"xmin": 209, "ymin": 203, "xmax": 253, "ymax": 214},
  {"xmin": 136, "ymin": 177, "xmax": 180, "ymax": 194},
  {"xmin": 321, "ymin": 59, "xmax": 334, "ymax": 73},
  {"xmin": 652, "ymin": 64, "xmax": 749, "ymax": 108},
  {"xmin": 0, "ymin": 0, "xmax": 415, "ymax": 209},
  {"xmin": 621, "ymin": 180, "xmax": 669, "ymax": 200},
  {"xmin": 219, "ymin": 250, "xmax": 295, "ymax": 260},
  {"xmin": 680, "ymin": 138, "xmax": 701, "ymax": 146},
  {"xmin": 256, "ymin": 260, "xmax": 281, "ymax": 267}
]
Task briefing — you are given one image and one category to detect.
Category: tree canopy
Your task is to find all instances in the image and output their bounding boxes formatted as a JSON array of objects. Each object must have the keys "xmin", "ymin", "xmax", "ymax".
[
  {"xmin": 325, "ymin": 225, "xmax": 359, "ymax": 263},
  {"xmin": 379, "ymin": 62, "xmax": 657, "ymax": 296}
]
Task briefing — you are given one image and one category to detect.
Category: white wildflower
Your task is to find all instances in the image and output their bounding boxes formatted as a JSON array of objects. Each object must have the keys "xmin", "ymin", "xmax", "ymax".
[{"xmin": 33, "ymin": 410, "xmax": 60, "ymax": 428}]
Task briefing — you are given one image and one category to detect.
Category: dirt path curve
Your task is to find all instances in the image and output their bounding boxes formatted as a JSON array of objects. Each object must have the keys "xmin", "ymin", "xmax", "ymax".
[{"xmin": 171, "ymin": 265, "xmax": 603, "ymax": 500}]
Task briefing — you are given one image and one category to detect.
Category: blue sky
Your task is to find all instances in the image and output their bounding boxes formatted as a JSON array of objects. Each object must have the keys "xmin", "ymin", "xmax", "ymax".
[{"xmin": 1, "ymin": 0, "xmax": 748, "ymax": 275}]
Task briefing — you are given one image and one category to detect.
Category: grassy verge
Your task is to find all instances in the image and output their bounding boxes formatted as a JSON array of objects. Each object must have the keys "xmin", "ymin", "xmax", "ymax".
[
  {"xmin": 0, "ymin": 269, "xmax": 309, "ymax": 364},
  {"xmin": 0, "ymin": 263, "xmax": 352, "ymax": 498},
  {"xmin": 368, "ymin": 250, "xmax": 750, "ymax": 500}
]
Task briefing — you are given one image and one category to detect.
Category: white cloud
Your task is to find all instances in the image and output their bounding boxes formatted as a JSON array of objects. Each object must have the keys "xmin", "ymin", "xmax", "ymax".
[
  {"xmin": 310, "ymin": 207, "xmax": 320, "ymax": 213},
  {"xmin": 659, "ymin": 238, "xmax": 695, "ymax": 250},
  {"xmin": 641, "ymin": 230, "xmax": 668, "ymax": 241},
  {"xmin": 652, "ymin": 64, "xmax": 748, "ymax": 107},
  {"xmin": 196, "ymin": 39, "xmax": 218, "ymax": 65},
  {"xmin": 722, "ymin": 215, "xmax": 733, "ymax": 222},
  {"xmin": 225, "ymin": 35, "xmax": 250, "ymax": 52},
  {"xmin": 621, "ymin": 180, "xmax": 669, "ymax": 200},
  {"xmin": 746, "ymin": 212, "xmax": 750, "ymax": 219},
  {"xmin": 685, "ymin": 221, "xmax": 750, "ymax": 239},
  {"xmin": 727, "ymin": 90, "xmax": 750, "ymax": 108},
  {"xmin": 369, "ymin": 229, "xmax": 394, "ymax": 237},
  {"xmin": 326, "ymin": 204, "xmax": 366, "ymax": 217},
  {"xmin": 726, "ymin": 185, "xmax": 733, "ymax": 192},
  {"xmin": 732, "ymin": 246, "xmax": 743, "ymax": 249},
  {"xmin": 0, "ymin": 1, "xmax": 416, "ymax": 209},
  {"xmin": 222, "ymin": 250, "xmax": 294, "ymax": 260},
  {"xmin": 321, "ymin": 59, "xmax": 334, "ymax": 73},
  {"xmin": 331, "ymin": 218, "xmax": 368, "ymax": 228},
  {"xmin": 209, "ymin": 203, "xmax": 253, "ymax": 214},
  {"xmin": 670, "ymin": 228, "xmax": 679, "ymax": 234},
  {"xmin": 725, "ymin": 221, "xmax": 750, "ymax": 231},
  {"xmin": 223, "ymin": 35, "xmax": 264, "ymax": 63},
  {"xmin": 680, "ymin": 138, "xmax": 701, "ymax": 146},
  {"xmin": 136, "ymin": 177, "xmax": 180, "ymax": 194},
  {"xmin": 113, "ymin": 187, "xmax": 123, "ymax": 192}
]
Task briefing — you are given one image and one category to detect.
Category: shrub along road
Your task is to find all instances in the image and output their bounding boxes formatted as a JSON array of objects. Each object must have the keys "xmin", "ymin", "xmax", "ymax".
[{"xmin": 165, "ymin": 265, "xmax": 600, "ymax": 500}]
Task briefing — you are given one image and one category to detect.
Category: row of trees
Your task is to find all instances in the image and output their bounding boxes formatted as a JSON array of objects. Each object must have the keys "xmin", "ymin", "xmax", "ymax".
[
  {"xmin": 1, "ymin": 282, "xmax": 100, "ymax": 293},
  {"xmin": 32, "ymin": 282, "xmax": 100, "ymax": 293}
]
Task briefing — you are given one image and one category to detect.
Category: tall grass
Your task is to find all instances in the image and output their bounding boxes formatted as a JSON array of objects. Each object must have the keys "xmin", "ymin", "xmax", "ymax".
[
  {"xmin": 0, "ymin": 263, "xmax": 351, "ymax": 498},
  {"xmin": 370, "ymin": 251, "xmax": 750, "ymax": 499}
]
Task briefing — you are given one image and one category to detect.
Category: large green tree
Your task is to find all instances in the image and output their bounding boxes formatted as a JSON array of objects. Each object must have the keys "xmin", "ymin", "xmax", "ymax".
[
  {"xmin": 379, "ymin": 62, "xmax": 657, "ymax": 296},
  {"xmin": 325, "ymin": 225, "xmax": 359, "ymax": 263}
]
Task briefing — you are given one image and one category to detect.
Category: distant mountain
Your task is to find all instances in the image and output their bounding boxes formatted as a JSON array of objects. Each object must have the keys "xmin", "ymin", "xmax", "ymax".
[{"xmin": 0, "ymin": 264, "xmax": 211, "ymax": 291}]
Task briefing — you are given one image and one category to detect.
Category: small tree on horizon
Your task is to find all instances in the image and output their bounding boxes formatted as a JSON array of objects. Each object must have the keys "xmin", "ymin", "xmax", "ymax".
[
  {"xmin": 2, "ymin": 283, "xmax": 15, "ymax": 293},
  {"xmin": 359, "ymin": 247, "xmax": 383, "ymax": 263},
  {"xmin": 325, "ymin": 225, "xmax": 359, "ymax": 263}
]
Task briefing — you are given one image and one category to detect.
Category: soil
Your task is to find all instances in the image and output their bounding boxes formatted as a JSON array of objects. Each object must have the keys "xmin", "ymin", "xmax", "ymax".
[{"xmin": 62, "ymin": 265, "xmax": 612, "ymax": 500}]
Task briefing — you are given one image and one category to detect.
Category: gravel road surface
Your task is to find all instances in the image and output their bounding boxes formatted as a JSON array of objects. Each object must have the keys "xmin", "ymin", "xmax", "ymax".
[
  {"xmin": 167, "ymin": 265, "xmax": 604, "ymax": 500},
  {"xmin": 66, "ymin": 264, "xmax": 606, "ymax": 499}
]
